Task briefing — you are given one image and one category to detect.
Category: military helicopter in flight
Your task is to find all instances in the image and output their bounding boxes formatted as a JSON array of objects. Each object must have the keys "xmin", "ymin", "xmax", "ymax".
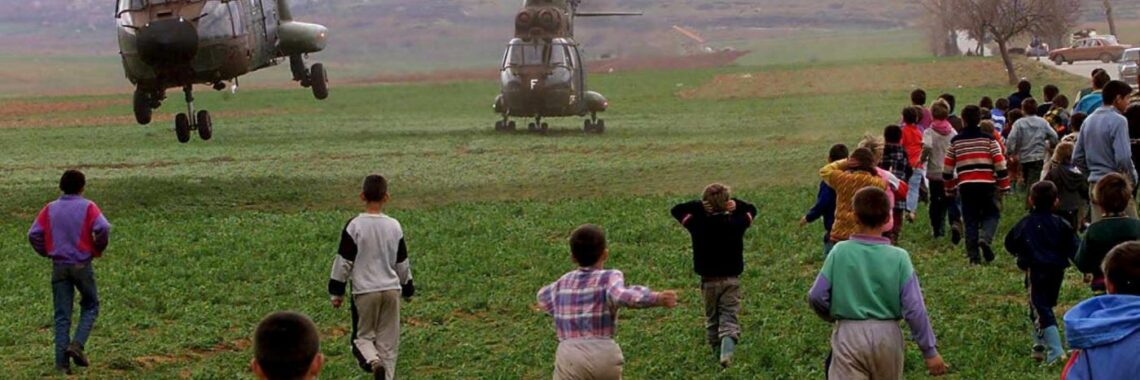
[
  {"xmin": 493, "ymin": 0, "xmax": 640, "ymax": 134},
  {"xmin": 116, "ymin": 0, "xmax": 330, "ymax": 143}
]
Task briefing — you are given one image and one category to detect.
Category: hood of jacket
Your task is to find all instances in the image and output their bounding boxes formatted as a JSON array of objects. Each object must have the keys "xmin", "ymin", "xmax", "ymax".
[
  {"xmin": 1064, "ymin": 295, "xmax": 1140, "ymax": 349},
  {"xmin": 930, "ymin": 119, "xmax": 954, "ymax": 136}
]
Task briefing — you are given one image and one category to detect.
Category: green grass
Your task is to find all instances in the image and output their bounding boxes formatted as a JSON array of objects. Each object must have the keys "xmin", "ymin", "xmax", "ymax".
[
  {"xmin": 731, "ymin": 29, "xmax": 928, "ymax": 67},
  {"xmin": 0, "ymin": 56, "xmax": 1093, "ymax": 379}
]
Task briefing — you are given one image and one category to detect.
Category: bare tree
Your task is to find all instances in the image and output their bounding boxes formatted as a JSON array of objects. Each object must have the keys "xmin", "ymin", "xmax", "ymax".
[
  {"xmin": 1032, "ymin": 0, "xmax": 1082, "ymax": 54},
  {"xmin": 950, "ymin": 0, "xmax": 1081, "ymax": 84},
  {"xmin": 1103, "ymin": 0, "xmax": 1118, "ymax": 37}
]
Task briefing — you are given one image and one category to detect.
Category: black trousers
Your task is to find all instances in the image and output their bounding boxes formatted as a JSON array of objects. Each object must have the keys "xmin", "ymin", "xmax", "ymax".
[{"xmin": 1028, "ymin": 266, "xmax": 1065, "ymax": 329}]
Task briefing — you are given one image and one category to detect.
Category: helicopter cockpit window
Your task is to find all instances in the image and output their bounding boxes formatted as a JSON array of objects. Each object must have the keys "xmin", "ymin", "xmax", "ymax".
[
  {"xmin": 117, "ymin": 0, "xmax": 146, "ymax": 14},
  {"xmin": 506, "ymin": 43, "xmax": 572, "ymax": 67}
]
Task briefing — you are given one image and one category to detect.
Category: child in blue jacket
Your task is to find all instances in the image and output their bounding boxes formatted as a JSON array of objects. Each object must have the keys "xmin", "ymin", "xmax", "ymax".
[
  {"xmin": 1062, "ymin": 241, "xmax": 1140, "ymax": 379},
  {"xmin": 1004, "ymin": 181, "xmax": 1079, "ymax": 365},
  {"xmin": 801, "ymin": 144, "xmax": 848, "ymax": 256}
]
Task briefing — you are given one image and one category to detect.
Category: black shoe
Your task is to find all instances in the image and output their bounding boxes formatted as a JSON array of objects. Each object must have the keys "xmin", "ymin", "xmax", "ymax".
[
  {"xmin": 981, "ymin": 241, "xmax": 995, "ymax": 263},
  {"xmin": 66, "ymin": 342, "xmax": 89, "ymax": 367},
  {"xmin": 371, "ymin": 361, "xmax": 386, "ymax": 380},
  {"xmin": 969, "ymin": 258, "xmax": 982, "ymax": 266},
  {"xmin": 951, "ymin": 228, "xmax": 962, "ymax": 246}
]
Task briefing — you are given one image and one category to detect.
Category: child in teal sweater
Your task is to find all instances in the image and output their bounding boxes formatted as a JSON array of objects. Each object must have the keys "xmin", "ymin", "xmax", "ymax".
[{"xmin": 808, "ymin": 186, "xmax": 948, "ymax": 379}]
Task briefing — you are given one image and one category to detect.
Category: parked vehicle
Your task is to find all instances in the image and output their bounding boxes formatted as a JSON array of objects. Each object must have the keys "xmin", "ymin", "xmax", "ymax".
[
  {"xmin": 1122, "ymin": 48, "xmax": 1139, "ymax": 88},
  {"xmin": 1049, "ymin": 36, "xmax": 1131, "ymax": 65}
]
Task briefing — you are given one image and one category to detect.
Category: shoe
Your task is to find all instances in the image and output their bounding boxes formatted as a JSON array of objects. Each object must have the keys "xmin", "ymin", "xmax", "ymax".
[
  {"xmin": 370, "ymin": 360, "xmax": 386, "ymax": 380},
  {"xmin": 719, "ymin": 337, "xmax": 736, "ymax": 368},
  {"xmin": 1031, "ymin": 343, "xmax": 1046, "ymax": 362},
  {"xmin": 66, "ymin": 342, "xmax": 89, "ymax": 367},
  {"xmin": 951, "ymin": 226, "xmax": 962, "ymax": 245},
  {"xmin": 55, "ymin": 364, "xmax": 71, "ymax": 375},
  {"xmin": 906, "ymin": 213, "xmax": 917, "ymax": 223},
  {"xmin": 981, "ymin": 241, "xmax": 995, "ymax": 263},
  {"xmin": 1043, "ymin": 326, "xmax": 1066, "ymax": 365}
]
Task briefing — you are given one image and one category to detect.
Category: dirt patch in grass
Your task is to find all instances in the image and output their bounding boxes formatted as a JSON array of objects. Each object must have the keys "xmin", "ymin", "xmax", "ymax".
[
  {"xmin": 0, "ymin": 98, "xmax": 126, "ymax": 118},
  {"xmin": 0, "ymin": 108, "xmax": 285, "ymax": 129},
  {"xmin": 679, "ymin": 60, "xmax": 1012, "ymax": 100}
]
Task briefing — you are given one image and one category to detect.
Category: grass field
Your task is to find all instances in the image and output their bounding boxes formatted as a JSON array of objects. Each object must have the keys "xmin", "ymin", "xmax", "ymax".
[{"xmin": 0, "ymin": 55, "xmax": 1096, "ymax": 379}]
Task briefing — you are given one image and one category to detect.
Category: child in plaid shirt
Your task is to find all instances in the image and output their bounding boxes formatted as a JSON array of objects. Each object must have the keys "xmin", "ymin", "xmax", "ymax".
[
  {"xmin": 537, "ymin": 225, "xmax": 677, "ymax": 380},
  {"xmin": 880, "ymin": 124, "xmax": 913, "ymax": 243}
]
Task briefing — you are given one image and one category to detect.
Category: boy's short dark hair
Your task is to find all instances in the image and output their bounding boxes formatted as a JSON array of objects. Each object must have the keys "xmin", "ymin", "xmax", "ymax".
[
  {"xmin": 995, "ymin": 97, "xmax": 1010, "ymax": 111},
  {"xmin": 1043, "ymin": 84, "xmax": 1059, "ymax": 101},
  {"xmin": 362, "ymin": 175, "xmax": 388, "ymax": 202},
  {"xmin": 1021, "ymin": 98, "xmax": 1039, "ymax": 116},
  {"xmin": 1030, "ymin": 181, "xmax": 1058, "ymax": 212},
  {"xmin": 1006, "ymin": 108, "xmax": 1025, "ymax": 126},
  {"xmin": 981, "ymin": 108, "xmax": 993, "ymax": 120},
  {"xmin": 1095, "ymin": 173, "xmax": 1132, "ymax": 213},
  {"xmin": 1053, "ymin": 94, "xmax": 1070, "ymax": 109},
  {"xmin": 1070, "ymin": 112, "xmax": 1088, "ymax": 132},
  {"xmin": 1103, "ymin": 80, "xmax": 1135, "ymax": 106},
  {"xmin": 1093, "ymin": 71, "xmax": 1112, "ymax": 90},
  {"xmin": 961, "ymin": 105, "xmax": 981, "ymax": 128},
  {"xmin": 254, "ymin": 311, "xmax": 320, "ymax": 380},
  {"xmin": 938, "ymin": 93, "xmax": 957, "ymax": 113},
  {"xmin": 1018, "ymin": 79, "xmax": 1032, "ymax": 93},
  {"xmin": 979, "ymin": 96, "xmax": 994, "ymax": 110},
  {"xmin": 883, "ymin": 125, "xmax": 903, "ymax": 144},
  {"xmin": 828, "ymin": 144, "xmax": 849, "ymax": 162},
  {"xmin": 848, "ymin": 148, "xmax": 878, "ymax": 174},
  {"xmin": 570, "ymin": 224, "xmax": 606, "ymax": 267},
  {"xmin": 1104, "ymin": 242, "xmax": 1140, "ymax": 295},
  {"xmin": 911, "ymin": 89, "xmax": 927, "ymax": 106},
  {"xmin": 60, "ymin": 170, "xmax": 86, "ymax": 195},
  {"xmin": 853, "ymin": 187, "xmax": 891, "ymax": 228},
  {"xmin": 1091, "ymin": 68, "xmax": 1107, "ymax": 77},
  {"xmin": 901, "ymin": 106, "xmax": 920, "ymax": 125}
]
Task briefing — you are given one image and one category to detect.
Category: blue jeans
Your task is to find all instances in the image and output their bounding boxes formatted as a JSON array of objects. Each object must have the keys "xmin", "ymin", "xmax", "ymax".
[
  {"xmin": 906, "ymin": 168, "xmax": 925, "ymax": 212},
  {"xmin": 52, "ymin": 263, "xmax": 99, "ymax": 368}
]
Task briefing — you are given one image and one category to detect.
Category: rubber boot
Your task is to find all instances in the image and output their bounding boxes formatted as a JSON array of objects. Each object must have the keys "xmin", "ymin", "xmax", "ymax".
[
  {"xmin": 719, "ymin": 337, "xmax": 736, "ymax": 368},
  {"xmin": 1043, "ymin": 326, "xmax": 1066, "ymax": 366}
]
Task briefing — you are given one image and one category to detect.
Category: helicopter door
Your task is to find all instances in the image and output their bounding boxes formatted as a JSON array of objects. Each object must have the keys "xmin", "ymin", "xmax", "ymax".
[{"xmin": 569, "ymin": 45, "xmax": 586, "ymax": 98}]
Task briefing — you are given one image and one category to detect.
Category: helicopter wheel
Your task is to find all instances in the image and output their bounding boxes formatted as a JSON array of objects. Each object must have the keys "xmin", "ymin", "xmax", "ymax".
[
  {"xmin": 310, "ymin": 63, "xmax": 329, "ymax": 100},
  {"xmin": 540, "ymin": 122, "xmax": 549, "ymax": 133},
  {"xmin": 584, "ymin": 120, "xmax": 594, "ymax": 133},
  {"xmin": 527, "ymin": 122, "xmax": 538, "ymax": 132},
  {"xmin": 175, "ymin": 113, "xmax": 192, "ymax": 144},
  {"xmin": 197, "ymin": 110, "xmax": 213, "ymax": 141},
  {"xmin": 508, "ymin": 121, "xmax": 517, "ymax": 131},
  {"xmin": 593, "ymin": 119, "xmax": 605, "ymax": 134},
  {"xmin": 133, "ymin": 90, "xmax": 153, "ymax": 125},
  {"xmin": 495, "ymin": 121, "xmax": 504, "ymax": 131}
]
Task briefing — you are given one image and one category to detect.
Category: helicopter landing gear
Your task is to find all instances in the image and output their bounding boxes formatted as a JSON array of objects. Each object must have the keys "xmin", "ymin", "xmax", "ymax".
[
  {"xmin": 495, "ymin": 118, "xmax": 517, "ymax": 132},
  {"xmin": 173, "ymin": 85, "xmax": 212, "ymax": 144},
  {"xmin": 526, "ymin": 117, "xmax": 549, "ymax": 133},
  {"xmin": 133, "ymin": 88, "xmax": 163, "ymax": 125},
  {"xmin": 583, "ymin": 113, "xmax": 605, "ymax": 134},
  {"xmin": 291, "ymin": 54, "xmax": 329, "ymax": 100}
]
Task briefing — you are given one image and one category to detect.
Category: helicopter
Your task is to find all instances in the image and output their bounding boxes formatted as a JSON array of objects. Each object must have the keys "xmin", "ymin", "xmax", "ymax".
[
  {"xmin": 493, "ymin": 0, "xmax": 640, "ymax": 134},
  {"xmin": 115, "ymin": 0, "xmax": 330, "ymax": 143}
]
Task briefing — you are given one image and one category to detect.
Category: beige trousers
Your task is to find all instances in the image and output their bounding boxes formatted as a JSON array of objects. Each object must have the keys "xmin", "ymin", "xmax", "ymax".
[
  {"xmin": 354, "ymin": 290, "xmax": 400, "ymax": 380},
  {"xmin": 553, "ymin": 338, "xmax": 624, "ymax": 380},
  {"xmin": 828, "ymin": 320, "xmax": 905, "ymax": 380}
]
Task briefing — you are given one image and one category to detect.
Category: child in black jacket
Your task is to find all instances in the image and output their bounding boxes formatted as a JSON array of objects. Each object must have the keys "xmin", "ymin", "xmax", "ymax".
[
  {"xmin": 671, "ymin": 183, "xmax": 757, "ymax": 368},
  {"xmin": 1004, "ymin": 181, "xmax": 1079, "ymax": 365}
]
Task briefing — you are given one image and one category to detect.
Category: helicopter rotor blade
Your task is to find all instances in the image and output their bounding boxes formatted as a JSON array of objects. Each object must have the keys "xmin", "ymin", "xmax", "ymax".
[{"xmin": 574, "ymin": 12, "xmax": 643, "ymax": 17}]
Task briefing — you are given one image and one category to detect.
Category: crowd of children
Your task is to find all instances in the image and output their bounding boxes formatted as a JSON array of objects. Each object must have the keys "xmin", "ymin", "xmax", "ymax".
[{"xmin": 23, "ymin": 73, "xmax": 1140, "ymax": 379}]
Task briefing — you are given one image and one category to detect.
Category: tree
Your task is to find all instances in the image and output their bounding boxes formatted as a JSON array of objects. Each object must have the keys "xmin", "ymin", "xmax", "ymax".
[
  {"xmin": 1104, "ymin": 0, "xmax": 1118, "ymax": 37},
  {"xmin": 950, "ymin": 0, "xmax": 1080, "ymax": 85},
  {"xmin": 921, "ymin": 0, "xmax": 962, "ymax": 56},
  {"xmin": 1032, "ymin": 0, "xmax": 1083, "ymax": 54}
]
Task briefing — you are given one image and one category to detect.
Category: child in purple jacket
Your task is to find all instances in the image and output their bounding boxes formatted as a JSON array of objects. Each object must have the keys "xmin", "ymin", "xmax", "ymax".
[{"xmin": 28, "ymin": 170, "xmax": 111, "ymax": 374}]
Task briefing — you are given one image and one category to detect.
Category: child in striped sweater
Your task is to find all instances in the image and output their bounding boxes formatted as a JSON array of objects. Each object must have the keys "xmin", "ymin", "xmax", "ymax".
[{"xmin": 944, "ymin": 105, "xmax": 1011, "ymax": 265}]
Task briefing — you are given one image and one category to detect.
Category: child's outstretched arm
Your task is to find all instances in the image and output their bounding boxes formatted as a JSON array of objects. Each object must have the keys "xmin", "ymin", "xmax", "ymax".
[
  {"xmin": 803, "ymin": 184, "xmax": 833, "ymax": 226},
  {"xmin": 606, "ymin": 271, "xmax": 674, "ymax": 309},
  {"xmin": 818, "ymin": 159, "xmax": 847, "ymax": 187}
]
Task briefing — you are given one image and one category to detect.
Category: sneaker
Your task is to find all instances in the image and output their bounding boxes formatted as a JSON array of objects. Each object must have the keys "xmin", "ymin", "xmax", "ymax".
[
  {"xmin": 906, "ymin": 212, "xmax": 917, "ymax": 223},
  {"xmin": 1031, "ymin": 343, "xmax": 1046, "ymax": 362},
  {"xmin": 980, "ymin": 241, "xmax": 995, "ymax": 263},
  {"xmin": 66, "ymin": 342, "xmax": 89, "ymax": 367},
  {"xmin": 951, "ymin": 226, "xmax": 962, "ymax": 246},
  {"xmin": 370, "ymin": 360, "xmax": 386, "ymax": 380},
  {"xmin": 719, "ymin": 337, "xmax": 736, "ymax": 368}
]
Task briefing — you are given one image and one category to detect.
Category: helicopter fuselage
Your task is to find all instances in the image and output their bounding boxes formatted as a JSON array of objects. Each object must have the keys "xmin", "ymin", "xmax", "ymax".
[{"xmin": 494, "ymin": 38, "xmax": 607, "ymax": 119}]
